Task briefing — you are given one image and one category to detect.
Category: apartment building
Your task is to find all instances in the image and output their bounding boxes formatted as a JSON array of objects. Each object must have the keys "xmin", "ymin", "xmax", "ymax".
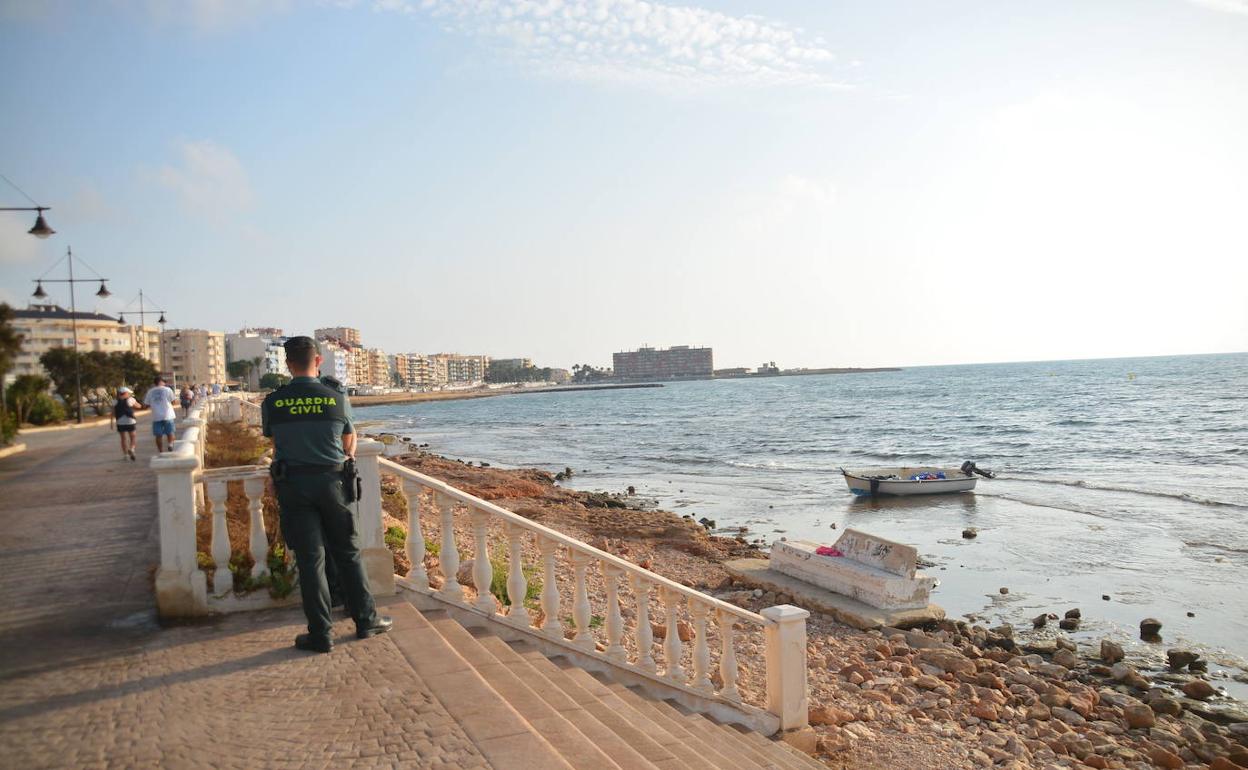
[
  {"xmin": 225, "ymin": 331, "xmax": 287, "ymax": 389},
  {"xmin": 160, "ymin": 329, "xmax": 226, "ymax": 387},
  {"xmin": 314, "ymin": 326, "xmax": 361, "ymax": 346},
  {"xmin": 430, "ymin": 353, "xmax": 488, "ymax": 386},
  {"xmin": 613, "ymin": 345, "xmax": 713, "ymax": 380},
  {"xmin": 392, "ymin": 353, "xmax": 434, "ymax": 389},
  {"xmin": 366, "ymin": 348, "xmax": 392, "ymax": 388},
  {"xmin": 8, "ymin": 304, "xmax": 136, "ymax": 378},
  {"xmin": 318, "ymin": 340, "xmax": 351, "ymax": 386}
]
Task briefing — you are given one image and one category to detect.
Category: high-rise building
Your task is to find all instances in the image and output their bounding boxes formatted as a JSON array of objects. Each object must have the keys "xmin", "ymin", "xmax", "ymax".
[
  {"xmin": 491, "ymin": 358, "xmax": 533, "ymax": 370},
  {"xmin": 160, "ymin": 329, "xmax": 226, "ymax": 387},
  {"xmin": 393, "ymin": 353, "xmax": 434, "ymax": 389},
  {"xmin": 430, "ymin": 353, "xmax": 488, "ymax": 386},
  {"xmin": 225, "ymin": 330, "xmax": 287, "ymax": 389},
  {"xmin": 347, "ymin": 346, "xmax": 372, "ymax": 387},
  {"xmin": 314, "ymin": 326, "xmax": 361, "ymax": 346},
  {"xmin": 8, "ymin": 304, "xmax": 133, "ymax": 378},
  {"xmin": 613, "ymin": 345, "xmax": 713, "ymax": 380},
  {"xmin": 128, "ymin": 325, "xmax": 163, "ymax": 371},
  {"xmin": 366, "ymin": 348, "xmax": 391, "ymax": 388},
  {"xmin": 318, "ymin": 340, "xmax": 351, "ymax": 386}
]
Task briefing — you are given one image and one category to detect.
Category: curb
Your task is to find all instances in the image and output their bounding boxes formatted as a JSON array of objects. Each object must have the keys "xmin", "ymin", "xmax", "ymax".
[
  {"xmin": 18, "ymin": 419, "xmax": 113, "ymax": 435},
  {"xmin": 0, "ymin": 443, "xmax": 28, "ymax": 459}
]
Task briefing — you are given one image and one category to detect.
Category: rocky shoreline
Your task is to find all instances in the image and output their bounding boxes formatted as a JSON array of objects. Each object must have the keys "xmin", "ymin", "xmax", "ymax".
[{"xmin": 377, "ymin": 447, "xmax": 1248, "ymax": 770}]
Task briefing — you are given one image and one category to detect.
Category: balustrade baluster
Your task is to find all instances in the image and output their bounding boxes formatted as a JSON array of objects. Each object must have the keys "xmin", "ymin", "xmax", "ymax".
[
  {"xmin": 503, "ymin": 523, "xmax": 530, "ymax": 626},
  {"xmin": 689, "ymin": 600, "xmax": 713, "ymax": 693},
  {"xmin": 436, "ymin": 494, "xmax": 462, "ymax": 601},
  {"xmin": 569, "ymin": 550, "xmax": 594, "ymax": 649},
  {"xmin": 717, "ymin": 609, "xmax": 742, "ymax": 701},
  {"xmin": 470, "ymin": 509, "xmax": 495, "ymax": 613},
  {"xmin": 661, "ymin": 587, "xmax": 683, "ymax": 681},
  {"xmin": 538, "ymin": 537, "xmax": 562, "ymax": 638},
  {"xmin": 602, "ymin": 564, "xmax": 626, "ymax": 661},
  {"xmin": 630, "ymin": 574, "xmax": 655, "ymax": 672},
  {"xmin": 206, "ymin": 480, "xmax": 231, "ymax": 596},
  {"xmin": 243, "ymin": 477, "xmax": 268, "ymax": 577},
  {"xmin": 402, "ymin": 480, "xmax": 428, "ymax": 590}
]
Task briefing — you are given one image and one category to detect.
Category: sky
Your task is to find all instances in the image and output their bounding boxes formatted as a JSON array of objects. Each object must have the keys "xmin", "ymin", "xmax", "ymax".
[{"xmin": 1, "ymin": 0, "xmax": 1246, "ymax": 370}]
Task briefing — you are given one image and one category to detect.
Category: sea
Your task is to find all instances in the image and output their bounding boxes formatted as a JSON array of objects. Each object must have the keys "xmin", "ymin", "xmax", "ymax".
[{"xmin": 358, "ymin": 352, "xmax": 1248, "ymax": 694}]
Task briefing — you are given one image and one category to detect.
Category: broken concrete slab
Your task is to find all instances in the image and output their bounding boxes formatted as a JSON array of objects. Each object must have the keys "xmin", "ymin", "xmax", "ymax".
[
  {"xmin": 724, "ymin": 557, "xmax": 944, "ymax": 630},
  {"xmin": 770, "ymin": 532, "xmax": 937, "ymax": 610}
]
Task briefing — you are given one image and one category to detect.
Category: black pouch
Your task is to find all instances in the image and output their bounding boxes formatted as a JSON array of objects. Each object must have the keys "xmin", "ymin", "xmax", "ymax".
[
  {"xmin": 342, "ymin": 458, "xmax": 362, "ymax": 503},
  {"xmin": 269, "ymin": 460, "xmax": 288, "ymax": 482}
]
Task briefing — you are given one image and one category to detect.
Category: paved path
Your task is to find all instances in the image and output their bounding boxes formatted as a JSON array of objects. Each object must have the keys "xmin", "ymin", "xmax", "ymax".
[{"xmin": 0, "ymin": 422, "xmax": 488, "ymax": 769}]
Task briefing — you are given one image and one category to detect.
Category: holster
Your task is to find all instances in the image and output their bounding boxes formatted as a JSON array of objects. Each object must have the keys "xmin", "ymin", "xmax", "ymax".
[
  {"xmin": 269, "ymin": 459, "xmax": 288, "ymax": 482},
  {"xmin": 342, "ymin": 458, "xmax": 362, "ymax": 503}
]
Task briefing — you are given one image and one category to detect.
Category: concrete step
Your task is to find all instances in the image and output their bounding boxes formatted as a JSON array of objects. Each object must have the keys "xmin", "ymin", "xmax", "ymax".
[
  {"xmin": 425, "ymin": 612, "xmax": 624, "ymax": 770},
  {"xmin": 598, "ymin": 678, "xmax": 760, "ymax": 770},
  {"xmin": 717, "ymin": 719, "xmax": 827, "ymax": 770},
  {"xmin": 511, "ymin": 642, "xmax": 687, "ymax": 768},
  {"xmin": 471, "ymin": 631, "xmax": 658, "ymax": 770},
  {"xmin": 384, "ymin": 603, "xmax": 575, "ymax": 770},
  {"xmin": 553, "ymin": 660, "xmax": 722, "ymax": 770},
  {"xmin": 662, "ymin": 700, "xmax": 821, "ymax": 770}
]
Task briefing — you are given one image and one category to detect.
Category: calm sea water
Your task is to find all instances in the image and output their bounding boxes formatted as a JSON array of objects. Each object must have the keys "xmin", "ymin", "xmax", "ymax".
[{"xmin": 360, "ymin": 353, "xmax": 1248, "ymax": 690}]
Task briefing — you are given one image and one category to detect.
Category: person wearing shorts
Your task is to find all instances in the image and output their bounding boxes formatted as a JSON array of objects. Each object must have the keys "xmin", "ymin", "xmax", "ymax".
[
  {"xmin": 144, "ymin": 376, "xmax": 178, "ymax": 452},
  {"xmin": 114, "ymin": 386, "xmax": 142, "ymax": 461},
  {"xmin": 179, "ymin": 385, "xmax": 194, "ymax": 417}
]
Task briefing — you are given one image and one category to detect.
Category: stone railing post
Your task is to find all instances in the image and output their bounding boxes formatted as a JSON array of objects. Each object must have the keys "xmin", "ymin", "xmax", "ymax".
[
  {"xmin": 151, "ymin": 445, "xmax": 208, "ymax": 618},
  {"xmin": 354, "ymin": 439, "xmax": 394, "ymax": 595},
  {"xmin": 761, "ymin": 604, "xmax": 810, "ymax": 731}
]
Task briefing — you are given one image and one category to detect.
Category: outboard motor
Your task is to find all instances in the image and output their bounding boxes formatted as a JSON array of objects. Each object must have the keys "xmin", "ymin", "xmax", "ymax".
[{"xmin": 961, "ymin": 460, "xmax": 996, "ymax": 479}]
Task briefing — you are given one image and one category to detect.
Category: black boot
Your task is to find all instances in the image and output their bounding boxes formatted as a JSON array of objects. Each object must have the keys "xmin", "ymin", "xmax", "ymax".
[
  {"xmin": 294, "ymin": 633, "xmax": 333, "ymax": 653},
  {"xmin": 356, "ymin": 616, "xmax": 393, "ymax": 639}
]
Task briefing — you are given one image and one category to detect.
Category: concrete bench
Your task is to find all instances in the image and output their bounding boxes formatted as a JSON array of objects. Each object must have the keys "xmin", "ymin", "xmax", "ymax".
[{"xmin": 769, "ymin": 530, "xmax": 937, "ymax": 611}]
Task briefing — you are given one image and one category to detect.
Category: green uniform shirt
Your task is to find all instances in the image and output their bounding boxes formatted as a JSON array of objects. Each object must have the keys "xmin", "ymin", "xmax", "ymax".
[{"xmin": 261, "ymin": 376, "xmax": 354, "ymax": 466}]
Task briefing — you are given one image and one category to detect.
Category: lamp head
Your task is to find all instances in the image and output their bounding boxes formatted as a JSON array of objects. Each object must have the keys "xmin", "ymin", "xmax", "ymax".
[
  {"xmin": 28, "ymin": 210, "xmax": 55, "ymax": 239},
  {"xmin": 95, "ymin": 281, "xmax": 110, "ymax": 298},
  {"xmin": 32, "ymin": 281, "xmax": 47, "ymax": 299}
]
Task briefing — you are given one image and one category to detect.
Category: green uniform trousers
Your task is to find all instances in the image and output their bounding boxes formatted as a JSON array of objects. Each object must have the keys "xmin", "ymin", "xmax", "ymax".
[{"xmin": 274, "ymin": 472, "xmax": 378, "ymax": 640}]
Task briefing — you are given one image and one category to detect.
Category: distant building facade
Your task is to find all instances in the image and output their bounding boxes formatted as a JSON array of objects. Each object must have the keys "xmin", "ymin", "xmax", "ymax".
[
  {"xmin": 129, "ymin": 325, "xmax": 163, "ymax": 371},
  {"xmin": 393, "ymin": 353, "xmax": 434, "ymax": 389},
  {"xmin": 431, "ymin": 353, "xmax": 488, "ymax": 386},
  {"xmin": 490, "ymin": 358, "xmax": 532, "ymax": 370},
  {"xmin": 161, "ymin": 329, "xmax": 226, "ymax": 387},
  {"xmin": 314, "ymin": 326, "xmax": 361, "ymax": 346},
  {"xmin": 613, "ymin": 345, "xmax": 713, "ymax": 380},
  {"xmin": 8, "ymin": 304, "xmax": 134, "ymax": 378},
  {"xmin": 318, "ymin": 340, "xmax": 351, "ymax": 385},
  {"xmin": 226, "ymin": 331, "xmax": 287, "ymax": 389}
]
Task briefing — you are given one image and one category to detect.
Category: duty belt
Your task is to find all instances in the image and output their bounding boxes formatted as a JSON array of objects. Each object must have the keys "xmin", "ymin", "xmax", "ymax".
[{"xmin": 270, "ymin": 460, "xmax": 343, "ymax": 481}]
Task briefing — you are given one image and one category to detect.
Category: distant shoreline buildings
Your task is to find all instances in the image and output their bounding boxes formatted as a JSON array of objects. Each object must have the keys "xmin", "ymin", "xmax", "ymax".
[{"xmin": 613, "ymin": 345, "xmax": 714, "ymax": 381}]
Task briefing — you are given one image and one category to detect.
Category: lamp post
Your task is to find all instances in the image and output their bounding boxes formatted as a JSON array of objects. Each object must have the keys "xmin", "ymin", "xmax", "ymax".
[
  {"xmin": 31, "ymin": 247, "xmax": 111, "ymax": 423},
  {"xmin": 2, "ymin": 173, "xmax": 56, "ymax": 238},
  {"xmin": 117, "ymin": 290, "xmax": 169, "ymax": 370}
]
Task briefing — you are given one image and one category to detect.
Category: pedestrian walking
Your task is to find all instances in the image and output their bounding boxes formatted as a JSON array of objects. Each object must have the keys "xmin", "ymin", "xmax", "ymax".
[
  {"xmin": 114, "ymin": 386, "xmax": 141, "ymax": 461},
  {"xmin": 144, "ymin": 376, "xmax": 178, "ymax": 453},
  {"xmin": 179, "ymin": 384, "xmax": 194, "ymax": 418},
  {"xmin": 262, "ymin": 336, "xmax": 391, "ymax": 653}
]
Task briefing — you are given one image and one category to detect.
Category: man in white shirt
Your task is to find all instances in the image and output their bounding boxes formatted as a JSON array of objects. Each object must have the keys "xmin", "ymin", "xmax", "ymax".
[{"xmin": 143, "ymin": 376, "xmax": 178, "ymax": 452}]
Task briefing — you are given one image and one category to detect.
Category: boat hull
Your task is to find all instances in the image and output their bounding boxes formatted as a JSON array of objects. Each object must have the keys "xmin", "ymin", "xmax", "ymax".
[{"xmin": 843, "ymin": 467, "xmax": 978, "ymax": 497}]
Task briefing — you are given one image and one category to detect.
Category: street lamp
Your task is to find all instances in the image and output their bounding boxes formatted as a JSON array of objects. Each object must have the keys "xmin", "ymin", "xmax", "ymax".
[
  {"xmin": 30, "ymin": 247, "xmax": 112, "ymax": 423},
  {"xmin": 118, "ymin": 290, "xmax": 169, "ymax": 370},
  {"xmin": 2, "ymin": 173, "xmax": 55, "ymax": 237}
]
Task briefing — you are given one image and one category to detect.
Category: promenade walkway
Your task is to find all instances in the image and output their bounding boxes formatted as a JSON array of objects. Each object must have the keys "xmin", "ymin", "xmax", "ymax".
[{"xmin": 0, "ymin": 422, "xmax": 488, "ymax": 769}]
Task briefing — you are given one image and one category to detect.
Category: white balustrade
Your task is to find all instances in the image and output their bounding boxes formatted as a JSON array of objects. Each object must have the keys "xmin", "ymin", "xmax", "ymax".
[
  {"xmin": 206, "ymin": 480, "xmax": 232, "ymax": 596},
  {"xmin": 569, "ymin": 550, "xmax": 594, "ymax": 650},
  {"xmin": 373, "ymin": 456, "xmax": 810, "ymax": 730},
  {"xmin": 504, "ymin": 522, "xmax": 531, "ymax": 627},
  {"xmin": 602, "ymin": 563, "xmax": 626, "ymax": 661},
  {"xmin": 402, "ymin": 480, "xmax": 428, "ymax": 590},
  {"xmin": 538, "ymin": 536, "xmax": 562, "ymax": 639},
  {"xmin": 630, "ymin": 573, "xmax": 656, "ymax": 672},
  {"xmin": 661, "ymin": 586, "xmax": 683, "ymax": 682},
  {"xmin": 689, "ymin": 600, "xmax": 713, "ymax": 693},
  {"xmin": 470, "ymin": 510, "xmax": 495, "ymax": 614},
  {"xmin": 437, "ymin": 494, "xmax": 462, "ymax": 602},
  {"xmin": 244, "ymin": 477, "xmax": 268, "ymax": 577}
]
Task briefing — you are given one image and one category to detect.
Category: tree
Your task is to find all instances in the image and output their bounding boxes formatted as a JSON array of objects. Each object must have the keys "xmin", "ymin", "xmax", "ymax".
[
  {"xmin": 227, "ymin": 359, "xmax": 256, "ymax": 389},
  {"xmin": 0, "ymin": 303, "xmax": 25, "ymax": 433},
  {"xmin": 259, "ymin": 372, "xmax": 289, "ymax": 390},
  {"xmin": 112, "ymin": 351, "xmax": 158, "ymax": 401},
  {"xmin": 39, "ymin": 348, "xmax": 159, "ymax": 417},
  {"xmin": 5, "ymin": 375, "xmax": 51, "ymax": 426}
]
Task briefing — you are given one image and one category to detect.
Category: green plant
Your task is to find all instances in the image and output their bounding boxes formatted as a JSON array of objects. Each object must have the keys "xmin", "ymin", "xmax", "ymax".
[
  {"xmin": 0, "ymin": 411, "xmax": 16, "ymax": 446},
  {"xmin": 425, "ymin": 538, "xmax": 440, "ymax": 556},
  {"xmin": 384, "ymin": 525, "xmax": 406, "ymax": 550},
  {"xmin": 488, "ymin": 547, "xmax": 542, "ymax": 607},
  {"xmin": 196, "ymin": 551, "xmax": 213, "ymax": 569},
  {"xmin": 24, "ymin": 393, "xmax": 65, "ymax": 425},
  {"xmin": 265, "ymin": 542, "xmax": 297, "ymax": 599}
]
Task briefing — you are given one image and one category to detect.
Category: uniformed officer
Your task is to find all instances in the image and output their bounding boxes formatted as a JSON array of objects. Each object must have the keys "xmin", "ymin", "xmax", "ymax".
[{"xmin": 262, "ymin": 336, "xmax": 392, "ymax": 653}]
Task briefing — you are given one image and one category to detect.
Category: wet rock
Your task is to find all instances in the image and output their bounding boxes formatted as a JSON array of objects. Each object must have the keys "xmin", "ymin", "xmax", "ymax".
[
  {"xmin": 1148, "ymin": 695, "xmax": 1183, "ymax": 717},
  {"xmin": 1023, "ymin": 639, "xmax": 1057, "ymax": 655},
  {"xmin": 1182, "ymin": 679, "xmax": 1216, "ymax": 700},
  {"xmin": 998, "ymin": 586, "xmax": 1009, "ymax": 595},
  {"xmin": 1100, "ymin": 640, "xmax": 1125, "ymax": 664},
  {"xmin": 1032, "ymin": 613, "xmax": 1048, "ymax": 629},
  {"xmin": 1055, "ymin": 636, "xmax": 1076, "ymax": 653},
  {"xmin": 1058, "ymin": 617, "xmax": 1079, "ymax": 631},
  {"xmin": 1064, "ymin": 608, "xmax": 1081, "ymax": 620},
  {"xmin": 1167, "ymin": 649, "xmax": 1200, "ymax": 670},
  {"xmin": 1139, "ymin": 617, "xmax": 1163, "ymax": 641},
  {"xmin": 1189, "ymin": 659, "xmax": 1208, "ymax": 673},
  {"xmin": 962, "ymin": 528, "xmax": 978, "ymax": 539},
  {"xmin": 1052, "ymin": 648, "xmax": 1079, "ymax": 669},
  {"xmin": 1102, "ymin": 594, "xmax": 1111, "ymax": 601},
  {"xmin": 1186, "ymin": 611, "xmax": 1196, "ymax": 617},
  {"xmin": 1123, "ymin": 703, "xmax": 1156, "ymax": 729},
  {"xmin": 990, "ymin": 623, "xmax": 1014, "ymax": 639}
]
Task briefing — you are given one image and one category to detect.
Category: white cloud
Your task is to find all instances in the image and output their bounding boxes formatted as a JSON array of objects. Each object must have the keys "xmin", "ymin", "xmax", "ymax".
[
  {"xmin": 1186, "ymin": 0, "xmax": 1248, "ymax": 14},
  {"xmin": 156, "ymin": 140, "xmax": 254, "ymax": 216},
  {"xmin": 374, "ymin": 0, "xmax": 849, "ymax": 90}
]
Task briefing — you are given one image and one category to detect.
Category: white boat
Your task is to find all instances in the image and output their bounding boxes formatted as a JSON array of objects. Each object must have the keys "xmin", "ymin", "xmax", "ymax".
[{"xmin": 841, "ymin": 462, "xmax": 993, "ymax": 497}]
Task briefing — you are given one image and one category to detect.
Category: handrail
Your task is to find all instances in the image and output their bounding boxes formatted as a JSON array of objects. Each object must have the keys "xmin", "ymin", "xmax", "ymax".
[
  {"xmin": 201, "ymin": 464, "xmax": 269, "ymax": 481},
  {"xmin": 377, "ymin": 456, "xmax": 768, "ymax": 626}
]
